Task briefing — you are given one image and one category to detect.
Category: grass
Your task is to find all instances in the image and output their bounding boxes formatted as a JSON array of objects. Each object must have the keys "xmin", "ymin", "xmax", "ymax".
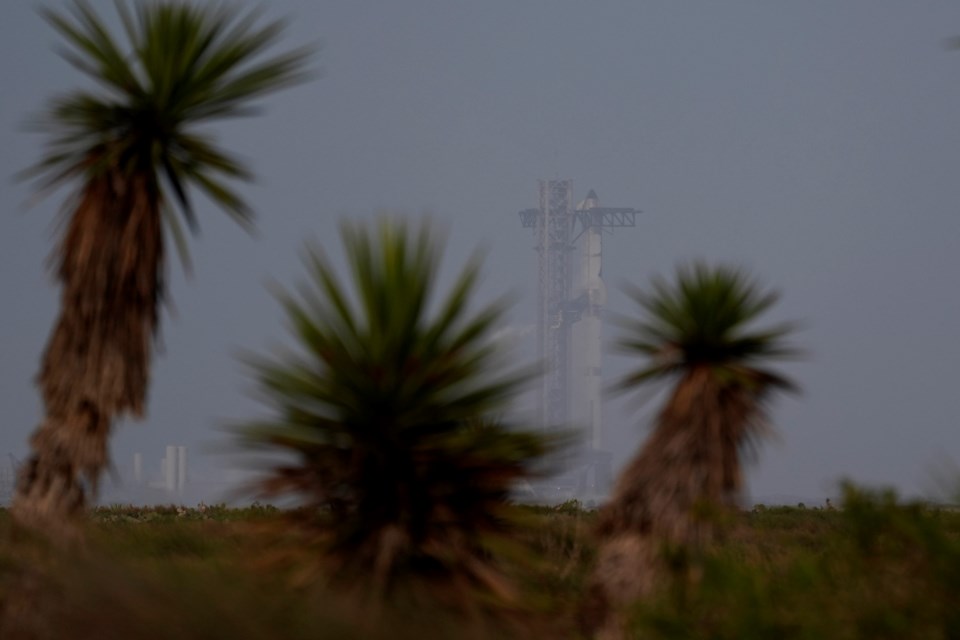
[{"xmin": 0, "ymin": 492, "xmax": 959, "ymax": 639}]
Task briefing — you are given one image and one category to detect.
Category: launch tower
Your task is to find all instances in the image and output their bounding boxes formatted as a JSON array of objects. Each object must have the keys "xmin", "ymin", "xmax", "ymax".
[{"xmin": 518, "ymin": 180, "xmax": 638, "ymax": 494}]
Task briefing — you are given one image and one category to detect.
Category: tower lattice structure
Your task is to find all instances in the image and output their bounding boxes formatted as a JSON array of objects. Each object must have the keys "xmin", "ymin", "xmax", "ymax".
[{"xmin": 519, "ymin": 180, "xmax": 638, "ymax": 455}]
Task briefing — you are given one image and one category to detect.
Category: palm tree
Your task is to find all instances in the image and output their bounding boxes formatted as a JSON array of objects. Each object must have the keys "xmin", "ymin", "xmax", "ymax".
[
  {"xmin": 587, "ymin": 263, "xmax": 799, "ymax": 637},
  {"xmin": 14, "ymin": 1, "xmax": 312, "ymax": 531},
  {"xmin": 237, "ymin": 217, "xmax": 549, "ymax": 601}
]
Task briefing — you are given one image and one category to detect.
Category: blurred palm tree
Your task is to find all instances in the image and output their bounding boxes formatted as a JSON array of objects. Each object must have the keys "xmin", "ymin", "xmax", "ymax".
[
  {"xmin": 14, "ymin": 1, "xmax": 312, "ymax": 531},
  {"xmin": 588, "ymin": 263, "xmax": 799, "ymax": 636},
  {"xmin": 237, "ymin": 217, "xmax": 549, "ymax": 600}
]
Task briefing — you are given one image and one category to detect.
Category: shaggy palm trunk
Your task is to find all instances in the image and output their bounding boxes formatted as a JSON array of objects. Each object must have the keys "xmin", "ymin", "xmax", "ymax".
[
  {"xmin": 586, "ymin": 368, "xmax": 761, "ymax": 638},
  {"xmin": 13, "ymin": 169, "xmax": 163, "ymax": 533}
]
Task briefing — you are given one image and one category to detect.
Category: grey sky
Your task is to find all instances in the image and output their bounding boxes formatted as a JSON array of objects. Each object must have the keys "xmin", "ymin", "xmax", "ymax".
[{"xmin": 3, "ymin": 1, "xmax": 960, "ymax": 502}]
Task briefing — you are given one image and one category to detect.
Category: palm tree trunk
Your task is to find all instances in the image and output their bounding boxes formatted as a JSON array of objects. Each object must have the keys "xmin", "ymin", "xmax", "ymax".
[
  {"xmin": 12, "ymin": 172, "xmax": 162, "ymax": 536},
  {"xmin": 12, "ymin": 409, "xmax": 110, "ymax": 535},
  {"xmin": 586, "ymin": 372, "xmax": 752, "ymax": 637},
  {"xmin": 582, "ymin": 532, "xmax": 660, "ymax": 639}
]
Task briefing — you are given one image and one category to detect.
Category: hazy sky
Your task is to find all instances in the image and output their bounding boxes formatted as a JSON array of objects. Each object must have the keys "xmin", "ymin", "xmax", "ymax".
[{"xmin": 3, "ymin": 1, "xmax": 960, "ymax": 502}]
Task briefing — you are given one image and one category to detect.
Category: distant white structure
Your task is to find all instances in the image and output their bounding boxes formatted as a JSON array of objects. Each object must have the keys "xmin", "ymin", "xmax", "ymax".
[
  {"xmin": 159, "ymin": 445, "xmax": 189, "ymax": 494},
  {"xmin": 164, "ymin": 446, "xmax": 176, "ymax": 492},
  {"xmin": 571, "ymin": 189, "xmax": 605, "ymax": 453},
  {"xmin": 177, "ymin": 446, "xmax": 187, "ymax": 493},
  {"xmin": 517, "ymin": 182, "xmax": 639, "ymax": 494},
  {"xmin": 133, "ymin": 452, "xmax": 143, "ymax": 485}
]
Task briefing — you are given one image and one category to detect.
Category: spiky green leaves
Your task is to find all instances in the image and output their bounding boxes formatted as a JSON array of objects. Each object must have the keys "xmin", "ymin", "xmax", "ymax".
[
  {"xmin": 26, "ymin": 0, "xmax": 313, "ymax": 236},
  {"xmin": 250, "ymin": 219, "xmax": 528, "ymax": 440},
  {"xmin": 615, "ymin": 263, "xmax": 800, "ymax": 394},
  {"xmin": 238, "ymin": 217, "xmax": 548, "ymax": 588},
  {"xmin": 601, "ymin": 262, "xmax": 800, "ymax": 535}
]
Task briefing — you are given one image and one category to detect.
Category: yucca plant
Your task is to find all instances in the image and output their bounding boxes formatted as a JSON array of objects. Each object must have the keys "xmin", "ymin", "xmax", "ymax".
[
  {"xmin": 14, "ymin": 1, "xmax": 312, "ymax": 532},
  {"xmin": 588, "ymin": 263, "xmax": 799, "ymax": 637},
  {"xmin": 237, "ymin": 217, "xmax": 549, "ymax": 600}
]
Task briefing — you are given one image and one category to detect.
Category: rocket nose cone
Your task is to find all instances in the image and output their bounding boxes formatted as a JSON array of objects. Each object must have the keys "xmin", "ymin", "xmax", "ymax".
[{"xmin": 581, "ymin": 189, "xmax": 599, "ymax": 210}]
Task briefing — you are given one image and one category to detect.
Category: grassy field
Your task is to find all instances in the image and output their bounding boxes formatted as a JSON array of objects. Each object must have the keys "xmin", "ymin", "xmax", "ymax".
[{"xmin": 1, "ymin": 492, "xmax": 959, "ymax": 639}]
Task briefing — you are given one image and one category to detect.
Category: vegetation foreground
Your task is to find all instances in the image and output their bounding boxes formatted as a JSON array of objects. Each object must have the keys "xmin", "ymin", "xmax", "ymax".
[
  {"xmin": 1, "ymin": 490, "xmax": 959, "ymax": 640},
  {"xmin": 10, "ymin": 4, "xmax": 958, "ymax": 640}
]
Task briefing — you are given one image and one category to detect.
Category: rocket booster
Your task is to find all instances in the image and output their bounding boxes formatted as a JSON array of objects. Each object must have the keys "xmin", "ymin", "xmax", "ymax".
[{"xmin": 572, "ymin": 189, "xmax": 606, "ymax": 451}]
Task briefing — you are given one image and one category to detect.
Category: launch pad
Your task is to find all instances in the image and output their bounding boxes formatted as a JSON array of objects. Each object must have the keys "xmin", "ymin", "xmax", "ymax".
[{"xmin": 518, "ymin": 180, "xmax": 639, "ymax": 499}]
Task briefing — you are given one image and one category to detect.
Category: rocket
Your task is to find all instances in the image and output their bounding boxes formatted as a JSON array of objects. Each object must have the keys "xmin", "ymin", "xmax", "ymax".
[
  {"xmin": 572, "ymin": 190, "xmax": 606, "ymax": 452},
  {"xmin": 577, "ymin": 188, "xmax": 600, "ymax": 212}
]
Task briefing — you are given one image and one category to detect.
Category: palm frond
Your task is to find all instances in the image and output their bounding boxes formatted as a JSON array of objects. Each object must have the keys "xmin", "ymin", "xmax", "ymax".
[
  {"xmin": 602, "ymin": 262, "xmax": 801, "ymax": 542},
  {"xmin": 615, "ymin": 263, "xmax": 800, "ymax": 390},
  {"xmin": 234, "ymin": 217, "xmax": 550, "ymax": 596},
  {"xmin": 25, "ymin": 0, "xmax": 315, "ymax": 253}
]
